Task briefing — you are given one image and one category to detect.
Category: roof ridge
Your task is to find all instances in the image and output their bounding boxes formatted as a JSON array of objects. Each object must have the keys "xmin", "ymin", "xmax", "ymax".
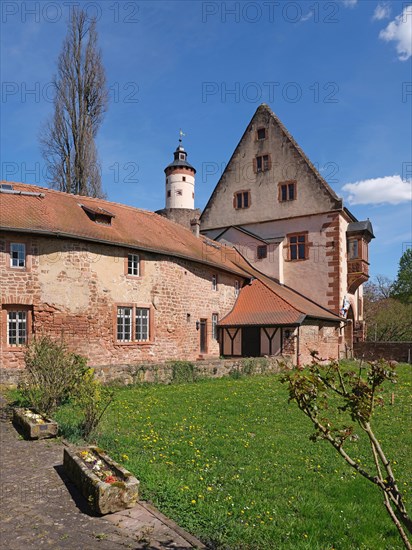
[{"xmin": 257, "ymin": 104, "xmax": 342, "ymax": 204}]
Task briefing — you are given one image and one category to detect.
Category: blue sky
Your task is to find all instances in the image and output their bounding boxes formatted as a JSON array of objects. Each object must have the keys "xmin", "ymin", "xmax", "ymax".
[{"xmin": 1, "ymin": 0, "xmax": 411, "ymax": 279}]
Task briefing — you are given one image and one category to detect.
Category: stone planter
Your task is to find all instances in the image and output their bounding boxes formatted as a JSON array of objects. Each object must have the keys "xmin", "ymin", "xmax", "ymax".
[
  {"xmin": 12, "ymin": 408, "xmax": 58, "ymax": 440},
  {"xmin": 63, "ymin": 446, "xmax": 139, "ymax": 515}
]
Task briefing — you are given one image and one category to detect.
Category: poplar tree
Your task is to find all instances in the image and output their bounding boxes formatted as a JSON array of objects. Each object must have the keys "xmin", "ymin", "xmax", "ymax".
[{"xmin": 41, "ymin": 9, "xmax": 108, "ymax": 197}]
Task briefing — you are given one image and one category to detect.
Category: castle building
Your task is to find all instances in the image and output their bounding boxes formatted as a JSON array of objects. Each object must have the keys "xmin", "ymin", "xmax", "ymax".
[
  {"xmin": 201, "ymin": 104, "xmax": 374, "ymax": 345},
  {"xmin": 0, "ymin": 108, "xmax": 372, "ymax": 381}
]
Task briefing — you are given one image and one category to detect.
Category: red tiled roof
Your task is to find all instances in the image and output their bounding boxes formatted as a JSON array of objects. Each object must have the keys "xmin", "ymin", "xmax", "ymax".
[
  {"xmin": 219, "ymin": 279, "xmax": 304, "ymax": 326},
  {"xmin": 219, "ymin": 251, "xmax": 342, "ymax": 326},
  {"xmin": 0, "ymin": 182, "xmax": 250, "ymax": 278}
]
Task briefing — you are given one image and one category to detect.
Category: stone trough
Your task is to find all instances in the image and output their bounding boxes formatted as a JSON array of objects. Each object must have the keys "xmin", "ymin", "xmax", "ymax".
[
  {"xmin": 63, "ymin": 446, "xmax": 139, "ymax": 515},
  {"xmin": 12, "ymin": 408, "xmax": 59, "ymax": 440}
]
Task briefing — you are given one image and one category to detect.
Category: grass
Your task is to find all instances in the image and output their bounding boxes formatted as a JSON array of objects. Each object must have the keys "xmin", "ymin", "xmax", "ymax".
[{"xmin": 51, "ymin": 364, "xmax": 411, "ymax": 549}]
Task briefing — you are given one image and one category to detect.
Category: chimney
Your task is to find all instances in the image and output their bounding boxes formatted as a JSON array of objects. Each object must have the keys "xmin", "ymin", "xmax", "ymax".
[{"xmin": 190, "ymin": 218, "xmax": 200, "ymax": 238}]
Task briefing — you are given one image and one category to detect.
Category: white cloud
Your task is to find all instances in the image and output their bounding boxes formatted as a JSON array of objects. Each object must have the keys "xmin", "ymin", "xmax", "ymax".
[
  {"xmin": 379, "ymin": 5, "xmax": 412, "ymax": 61},
  {"xmin": 342, "ymin": 175, "xmax": 412, "ymax": 205},
  {"xmin": 342, "ymin": 0, "xmax": 358, "ymax": 7},
  {"xmin": 373, "ymin": 3, "xmax": 391, "ymax": 21}
]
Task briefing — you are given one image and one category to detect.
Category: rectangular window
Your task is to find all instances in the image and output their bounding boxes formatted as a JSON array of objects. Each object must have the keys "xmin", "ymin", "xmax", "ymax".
[
  {"xmin": 234, "ymin": 191, "xmax": 250, "ymax": 209},
  {"xmin": 176, "ymin": 190, "xmax": 183, "ymax": 196},
  {"xmin": 348, "ymin": 239, "xmax": 359, "ymax": 259},
  {"xmin": 10, "ymin": 243, "xmax": 26, "ymax": 268},
  {"xmin": 212, "ymin": 274, "xmax": 217, "ymax": 291},
  {"xmin": 136, "ymin": 308, "xmax": 150, "ymax": 341},
  {"xmin": 167, "ymin": 190, "xmax": 171, "ymax": 197},
  {"xmin": 257, "ymin": 245, "xmax": 267, "ymax": 259},
  {"xmin": 7, "ymin": 310, "xmax": 27, "ymax": 346},
  {"xmin": 257, "ymin": 128, "xmax": 266, "ymax": 140},
  {"xmin": 279, "ymin": 181, "xmax": 296, "ymax": 202},
  {"xmin": 117, "ymin": 307, "xmax": 132, "ymax": 342},
  {"xmin": 212, "ymin": 313, "xmax": 219, "ymax": 340},
  {"xmin": 235, "ymin": 280, "xmax": 240, "ymax": 297},
  {"xmin": 289, "ymin": 233, "xmax": 307, "ymax": 261},
  {"xmin": 256, "ymin": 155, "xmax": 270, "ymax": 173},
  {"xmin": 127, "ymin": 254, "xmax": 140, "ymax": 276}
]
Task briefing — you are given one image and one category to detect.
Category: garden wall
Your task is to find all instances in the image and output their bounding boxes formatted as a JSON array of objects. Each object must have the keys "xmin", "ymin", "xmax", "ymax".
[
  {"xmin": 353, "ymin": 342, "xmax": 412, "ymax": 363},
  {"xmin": 0, "ymin": 356, "xmax": 292, "ymax": 387},
  {"xmin": 93, "ymin": 356, "xmax": 291, "ymax": 385}
]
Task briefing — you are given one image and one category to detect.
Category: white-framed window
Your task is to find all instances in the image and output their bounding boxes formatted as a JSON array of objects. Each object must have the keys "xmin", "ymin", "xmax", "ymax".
[
  {"xmin": 212, "ymin": 313, "xmax": 219, "ymax": 340},
  {"xmin": 127, "ymin": 253, "xmax": 140, "ymax": 276},
  {"xmin": 117, "ymin": 307, "xmax": 132, "ymax": 342},
  {"xmin": 116, "ymin": 306, "xmax": 151, "ymax": 343},
  {"xmin": 10, "ymin": 243, "xmax": 26, "ymax": 268},
  {"xmin": 7, "ymin": 310, "xmax": 27, "ymax": 346},
  {"xmin": 136, "ymin": 308, "xmax": 150, "ymax": 341},
  {"xmin": 235, "ymin": 280, "xmax": 240, "ymax": 297},
  {"xmin": 212, "ymin": 274, "xmax": 217, "ymax": 291}
]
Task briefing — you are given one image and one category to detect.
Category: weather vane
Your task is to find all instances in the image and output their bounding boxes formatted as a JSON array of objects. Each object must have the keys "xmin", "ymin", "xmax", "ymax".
[{"xmin": 179, "ymin": 128, "xmax": 186, "ymax": 144}]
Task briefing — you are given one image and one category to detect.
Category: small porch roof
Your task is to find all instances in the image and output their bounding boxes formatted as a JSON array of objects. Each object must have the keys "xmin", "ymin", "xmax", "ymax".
[{"xmin": 219, "ymin": 279, "xmax": 305, "ymax": 327}]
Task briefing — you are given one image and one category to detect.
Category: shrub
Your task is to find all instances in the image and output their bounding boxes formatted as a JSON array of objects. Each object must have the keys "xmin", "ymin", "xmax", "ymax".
[
  {"xmin": 20, "ymin": 335, "xmax": 86, "ymax": 414},
  {"xmin": 73, "ymin": 368, "xmax": 114, "ymax": 439}
]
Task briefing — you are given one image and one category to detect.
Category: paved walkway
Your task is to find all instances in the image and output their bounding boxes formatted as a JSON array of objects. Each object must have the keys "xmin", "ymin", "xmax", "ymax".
[{"xmin": 0, "ymin": 400, "xmax": 205, "ymax": 550}]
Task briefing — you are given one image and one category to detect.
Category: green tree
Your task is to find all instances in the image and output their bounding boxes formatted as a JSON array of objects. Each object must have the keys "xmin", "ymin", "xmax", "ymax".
[{"xmin": 391, "ymin": 249, "xmax": 412, "ymax": 304}]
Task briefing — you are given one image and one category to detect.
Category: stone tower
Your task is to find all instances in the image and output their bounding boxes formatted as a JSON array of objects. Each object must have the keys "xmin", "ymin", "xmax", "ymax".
[{"xmin": 156, "ymin": 133, "xmax": 200, "ymax": 231}]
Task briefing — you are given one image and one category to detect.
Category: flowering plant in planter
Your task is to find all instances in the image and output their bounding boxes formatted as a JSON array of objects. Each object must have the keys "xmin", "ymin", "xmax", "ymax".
[
  {"xmin": 12, "ymin": 407, "xmax": 58, "ymax": 439},
  {"xmin": 79, "ymin": 450, "xmax": 120, "ymax": 485},
  {"xmin": 63, "ymin": 446, "xmax": 139, "ymax": 514}
]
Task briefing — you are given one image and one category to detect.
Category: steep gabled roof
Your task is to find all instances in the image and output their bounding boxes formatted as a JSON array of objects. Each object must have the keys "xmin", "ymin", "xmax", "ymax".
[
  {"xmin": 201, "ymin": 103, "xmax": 342, "ymax": 222},
  {"xmin": 0, "ymin": 182, "xmax": 250, "ymax": 278}
]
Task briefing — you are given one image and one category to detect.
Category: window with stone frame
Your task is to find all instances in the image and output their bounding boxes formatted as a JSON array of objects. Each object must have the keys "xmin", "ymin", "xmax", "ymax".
[
  {"xmin": 10, "ymin": 243, "xmax": 26, "ymax": 268},
  {"xmin": 256, "ymin": 127, "xmax": 267, "ymax": 140},
  {"xmin": 3, "ymin": 305, "xmax": 32, "ymax": 347},
  {"xmin": 212, "ymin": 313, "xmax": 219, "ymax": 340},
  {"xmin": 233, "ymin": 191, "xmax": 251, "ymax": 209},
  {"xmin": 135, "ymin": 308, "xmax": 150, "ymax": 341},
  {"xmin": 255, "ymin": 154, "xmax": 271, "ymax": 173},
  {"xmin": 288, "ymin": 233, "xmax": 307, "ymax": 261},
  {"xmin": 257, "ymin": 245, "xmax": 267, "ymax": 260},
  {"xmin": 116, "ymin": 305, "xmax": 151, "ymax": 343},
  {"xmin": 127, "ymin": 253, "xmax": 140, "ymax": 276},
  {"xmin": 279, "ymin": 180, "xmax": 296, "ymax": 202}
]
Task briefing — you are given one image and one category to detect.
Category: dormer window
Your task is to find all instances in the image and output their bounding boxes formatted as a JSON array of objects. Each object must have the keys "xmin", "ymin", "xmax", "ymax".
[
  {"xmin": 179, "ymin": 153, "xmax": 185, "ymax": 160},
  {"xmin": 81, "ymin": 204, "xmax": 115, "ymax": 226}
]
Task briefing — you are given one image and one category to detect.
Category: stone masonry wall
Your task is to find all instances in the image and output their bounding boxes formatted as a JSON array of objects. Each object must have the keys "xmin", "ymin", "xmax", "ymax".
[
  {"xmin": 353, "ymin": 342, "xmax": 412, "ymax": 363},
  {"xmin": 1, "ymin": 356, "xmax": 291, "ymax": 387},
  {"xmin": 1, "ymin": 233, "xmax": 243, "ymax": 371}
]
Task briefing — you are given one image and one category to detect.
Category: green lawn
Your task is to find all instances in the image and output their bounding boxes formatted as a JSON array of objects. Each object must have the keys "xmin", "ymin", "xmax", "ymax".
[{"xmin": 54, "ymin": 365, "xmax": 412, "ymax": 549}]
